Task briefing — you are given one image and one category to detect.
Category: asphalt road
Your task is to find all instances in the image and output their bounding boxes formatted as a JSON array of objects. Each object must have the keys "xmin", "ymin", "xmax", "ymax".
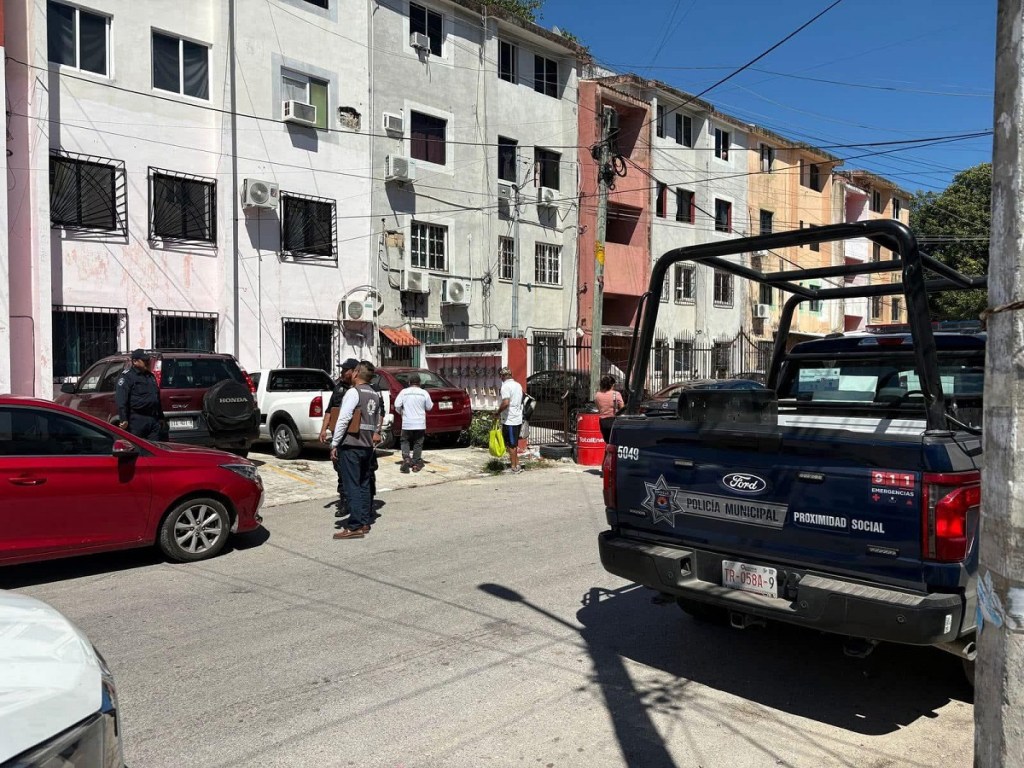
[{"xmin": 5, "ymin": 468, "xmax": 973, "ymax": 767}]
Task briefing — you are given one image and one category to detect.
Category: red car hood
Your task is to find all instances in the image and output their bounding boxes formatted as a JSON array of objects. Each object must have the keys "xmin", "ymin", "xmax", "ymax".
[{"xmin": 151, "ymin": 441, "xmax": 251, "ymax": 463}]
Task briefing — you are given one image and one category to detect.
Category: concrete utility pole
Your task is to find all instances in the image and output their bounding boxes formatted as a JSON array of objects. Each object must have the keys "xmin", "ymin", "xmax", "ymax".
[
  {"xmin": 511, "ymin": 147, "xmax": 521, "ymax": 337},
  {"xmin": 976, "ymin": 1, "xmax": 1024, "ymax": 764},
  {"xmin": 589, "ymin": 107, "xmax": 614, "ymax": 397}
]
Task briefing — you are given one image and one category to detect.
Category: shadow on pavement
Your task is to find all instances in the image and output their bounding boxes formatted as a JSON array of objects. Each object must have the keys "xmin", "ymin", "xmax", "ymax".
[
  {"xmin": 1, "ymin": 527, "xmax": 272, "ymax": 589},
  {"xmin": 479, "ymin": 581, "xmax": 971, "ymax": 768}
]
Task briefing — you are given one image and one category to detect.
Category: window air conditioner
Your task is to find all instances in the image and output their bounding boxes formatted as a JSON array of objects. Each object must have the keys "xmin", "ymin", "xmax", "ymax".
[
  {"xmin": 410, "ymin": 32, "xmax": 430, "ymax": 51},
  {"xmin": 538, "ymin": 187, "xmax": 557, "ymax": 206},
  {"xmin": 498, "ymin": 183, "xmax": 514, "ymax": 202},
  {"xmin": 753, "ymin": 304, "xmax": 771, "ymax": 319},
  {"xmin": 241, "ymin": 178, "xmax": 280, "ymax": 209},
  {"xmin": 385, "ymin": 154, "xmax": 416, "ymax": 183},
  {"xmin": 383, "ymin": 112, "xmax": 404, "ymax": 134},
  {"xmin": 283, "ymin": 100, "xmax": 318, "ymax": 127},
  {"xmin": 752, "ymin": 249, "xmax": 768, "ymax": 257},
  {"xmin": 402, "ymin": 269, "xmax": 430, "ymax": 294},
  {"xmin": 443, "ymin": 279, "xmax": 470, "ymax": 306}
]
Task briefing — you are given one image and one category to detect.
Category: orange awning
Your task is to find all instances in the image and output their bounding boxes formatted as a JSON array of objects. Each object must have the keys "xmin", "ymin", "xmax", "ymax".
[{"xmin": 380, "ymin": 327, "xmax": 420, "ymax": 347}]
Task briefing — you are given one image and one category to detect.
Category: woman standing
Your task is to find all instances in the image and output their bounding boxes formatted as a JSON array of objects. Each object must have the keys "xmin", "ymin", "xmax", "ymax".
[{"xmin": 594, "ymin": 375, "xmax": 624, "ymax": 444}]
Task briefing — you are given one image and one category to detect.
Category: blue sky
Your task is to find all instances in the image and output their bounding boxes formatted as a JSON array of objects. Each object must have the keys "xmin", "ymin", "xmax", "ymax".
[{"xmin": 540, "ymin": 0, "xmax": 996, "ymax": 194}]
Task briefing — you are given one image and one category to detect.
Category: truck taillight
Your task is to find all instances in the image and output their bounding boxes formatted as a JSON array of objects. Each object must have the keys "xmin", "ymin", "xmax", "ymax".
[
  {"xmin": 152, "ymin": 359, "xmax": 162, "ymax": 387},
  {"xmin": 240, "ymin": 366, "xmax": 256, "ymax": 394},
  {"xmin": 309, "ymin": 396, "xmax": 323, "ymax": 418},
  {"xmin": 921, "ymin": 471, "xmax": 980, "ymax": 562},
  {"xmin": 602, "ymin": 445, "xmax": 617, "ymax": 508}
]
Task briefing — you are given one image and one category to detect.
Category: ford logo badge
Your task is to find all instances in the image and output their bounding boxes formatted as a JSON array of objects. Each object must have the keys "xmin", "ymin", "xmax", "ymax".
[{"xmin": 722, "ymin": 472, "xmax": 768, "ymax": 494}]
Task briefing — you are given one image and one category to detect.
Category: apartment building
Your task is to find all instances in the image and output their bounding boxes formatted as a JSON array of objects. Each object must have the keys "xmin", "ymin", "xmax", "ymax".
[
  {"xmin": 834, "ymin": 170, "xmax": 912, "ymax": 331},
  {"xmin": 367, "ymin": 1, "xmax": 585, "ymax": 369},
  {"xmin": 746, "ymin": 127, "xmax": 843, "ymax": 355},
  {"xmin": 5, "ymin": 0, "xmax": 374, "ymax": 397}
]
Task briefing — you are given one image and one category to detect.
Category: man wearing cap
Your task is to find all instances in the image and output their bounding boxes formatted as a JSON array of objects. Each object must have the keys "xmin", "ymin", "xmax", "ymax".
[
  {"xmin": 497, "ymin": 366, "xmax": 524, "ymax": 475},
  {"xmin": 115, "ymin": 350, "xmax": 166, "ymax": 440},
  {"xmin": 320, "ymin": 358, "xmax": 359, "ymax": 507}
]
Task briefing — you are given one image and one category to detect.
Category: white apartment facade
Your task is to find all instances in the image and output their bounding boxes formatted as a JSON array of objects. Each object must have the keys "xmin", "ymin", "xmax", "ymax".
[
  {"xmin": 366, "ymin": 0, "xmax": 585, "ymax": 364},
  {"xmin": 5, "ymin": 0, "xmax": 373, "ymax": 397}
]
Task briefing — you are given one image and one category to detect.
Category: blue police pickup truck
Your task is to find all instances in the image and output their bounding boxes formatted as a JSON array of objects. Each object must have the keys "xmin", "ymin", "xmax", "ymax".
[{"xmin": 599, "ymin": 221, "xmax": 987, "ymax": 683}]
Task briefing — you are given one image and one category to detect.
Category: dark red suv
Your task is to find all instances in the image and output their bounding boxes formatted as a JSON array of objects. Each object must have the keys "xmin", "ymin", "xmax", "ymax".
[{"xmin": 55, "ymin": 350, "xmax": 260, "ymax": 455}]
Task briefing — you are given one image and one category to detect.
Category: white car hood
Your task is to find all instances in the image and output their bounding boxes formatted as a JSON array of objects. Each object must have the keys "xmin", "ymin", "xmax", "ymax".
[{"xmin": 0, "ymin": 591, "xmax": 102, "ymax": 762}]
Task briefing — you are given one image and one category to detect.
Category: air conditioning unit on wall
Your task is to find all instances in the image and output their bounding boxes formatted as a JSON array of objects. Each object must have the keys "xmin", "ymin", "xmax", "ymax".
[
  {"xmin": 402, "ymin": 269, "xmax": 430, "ymax": 294},
  {"xmin": 498, "ymin": 183, "xmax": 514, "ymax": 202},
  {"xmin": 241, "ymin": 179, "xmax": 279, "ymax": 209},
  {"xmin": 753, "ymin": 304, "xmax": 771, "ymax": 319},
  {"xmin": 341, "ymin": 296, "xmax": 376, "ymax": 322},
  {"xmin": 410, "ymin": 32, "xmax": 430, "ymax": 51},
  {"xmin": 383, "ymin": 112, "xmax": 404, "ymax": 134},
  {"xmin": 443, "ymin": 279, "xmax": 470, "ymax": 306},
  {"xmin": 538, "ymin": 187, "xmax": 557, "ymax": 206},
  {"xmin": 386, "ymin": 154, "xmax": 416, "ymax": 183},
  {"xmin": 282, "ymin": 100, "xmax": 317, "ymax": 127}
]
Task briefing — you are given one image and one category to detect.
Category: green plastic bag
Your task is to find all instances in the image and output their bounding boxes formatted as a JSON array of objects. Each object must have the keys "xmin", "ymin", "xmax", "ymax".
[{"xmin": 488, "ymin": 423, "xmax": 506, "ymax": 457}]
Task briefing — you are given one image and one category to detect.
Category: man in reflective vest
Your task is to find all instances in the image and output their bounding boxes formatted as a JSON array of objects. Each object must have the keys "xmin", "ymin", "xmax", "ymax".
[{"xmin": 330, "ymin": 361, "xmax": 383, "ymax": 539}]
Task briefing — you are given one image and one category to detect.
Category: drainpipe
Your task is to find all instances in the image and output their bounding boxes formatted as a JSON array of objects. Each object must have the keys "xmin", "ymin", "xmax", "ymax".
[{"xmin": 228, "ymin": 0, "xmax": 240, "ymax": 358}]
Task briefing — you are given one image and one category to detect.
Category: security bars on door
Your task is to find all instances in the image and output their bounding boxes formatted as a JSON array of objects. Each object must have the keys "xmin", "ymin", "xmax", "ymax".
[
  {"xmin": 51, "ymin": 305, "xmax": 128, "ymax": 380},
  {"xmin": 282, "ymin": 318, "xmax": 338, "ymax": 371}
]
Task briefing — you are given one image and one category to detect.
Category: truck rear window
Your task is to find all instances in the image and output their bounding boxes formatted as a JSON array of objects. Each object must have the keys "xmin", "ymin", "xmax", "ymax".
[
  {"xmin": 780, "ymin": 355, "xmax": 984, "ymax": 404},
  {"xmin": 161, "ymin": 358, "xmax": 246, "ymax": 389},
  {"xmin": 267, "ymin": 369, "xmax": 334, "ymax": 392}
]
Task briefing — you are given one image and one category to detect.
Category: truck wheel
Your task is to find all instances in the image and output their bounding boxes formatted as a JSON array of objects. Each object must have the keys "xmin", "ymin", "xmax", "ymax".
[
  {"xmin": 962, "ymin": 657, "xmax": 975, "ymax": 687},
  {"xmin": 158, "ymin": 498, "xmax": 230, "ymax": 562},
  {"xmin": 272, "ymin": 422, "xmax": 302, "ymax": 459},
  {"xmin": 677, "ymin": 598, "xmax": 728, "ymax": 625}
]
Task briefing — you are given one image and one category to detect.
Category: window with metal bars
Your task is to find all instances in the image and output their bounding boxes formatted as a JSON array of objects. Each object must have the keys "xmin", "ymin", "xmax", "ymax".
[
  {"xmin": 499, "ymin": 236, "xmax": 515, "ymax": 281},
  {"xmin": 713, "ymin": 270, "xmax": 733, "ymax": 305},
  {"xmin": 713, "ymin": 341, "xmax": 732, "ymax": 378},
  {"xmin": 51, "ymin": 306, "xmax": 126, "ymax": 379},
  {"xmin": 282, "ymin": 318, "xmax": 336, "ymax": 370},
  {"xmin": 151, "ymin": 310, "xmax": 217, "ymax": 351},
  {"xmin": 149, "ymin": 169, "xmax": 216, "ymax": 243},
  {"xmin": 674, "ymin": 265, "xmax": 695, "ymax": 303},
  {"xmin": 412, "ymin": 325, "xmax": 447, "ymax": 345},
  {"xmin": 281, "ymin": 192, "xmax": 337, "ymax": 261},
  {"xmin": 411, "ymin": 222, "xmax": 447, "ymax": 271},
  {"xmin": 673, "ymin": 339, "xmax": 693, "ymax": 377},
  {"xmin": 534, "ymin": 243, "xmax": 561, "ymax": 286},
  {"xmin": 531, "ymin": 333, "xmax": 564, "ymax": 370},
  {"xmin": 50, "ymin": 152, "xmax": 126, "ymax": 235}
]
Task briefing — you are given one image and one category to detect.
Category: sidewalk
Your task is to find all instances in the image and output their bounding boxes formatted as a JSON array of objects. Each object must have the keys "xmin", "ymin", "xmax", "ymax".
[{"xmin": 250, "ymin": 443, "xmax": 593, "ymax": 507}]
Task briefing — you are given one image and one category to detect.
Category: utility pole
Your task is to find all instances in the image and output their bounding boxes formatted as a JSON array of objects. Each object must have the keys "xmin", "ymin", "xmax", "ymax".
[
  {"xmin": 976, "ymin": 1, "xmax": 1024, "ymax": 764},
  {"xmin": 511, "ymin": 147, "xmax": 521, "ymax": 337},
  {"xmin": 589, "ymin": 107, "xmax": 614, "ymax": 397}
]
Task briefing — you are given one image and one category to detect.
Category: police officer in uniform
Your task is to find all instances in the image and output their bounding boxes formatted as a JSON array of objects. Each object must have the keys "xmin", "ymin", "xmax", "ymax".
[{"xmin": 115, "ymin": 350, "xmax": 166, "ymax": 440}]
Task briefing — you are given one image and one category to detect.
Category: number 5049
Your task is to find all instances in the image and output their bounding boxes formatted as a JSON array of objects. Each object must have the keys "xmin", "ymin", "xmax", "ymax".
[{"xmin": 617, "ymin": 446, "xmax": 639, "ymax": 461}]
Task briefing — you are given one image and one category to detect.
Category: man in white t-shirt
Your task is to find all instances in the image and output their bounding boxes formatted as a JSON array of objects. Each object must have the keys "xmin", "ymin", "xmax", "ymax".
[
  {"xmin": 394, "ymin": 373, "xmax": 433, "ymax": 473},
  {"xmin": 497, "ymin": 366, "xmax": 524, "ymax": 474}
]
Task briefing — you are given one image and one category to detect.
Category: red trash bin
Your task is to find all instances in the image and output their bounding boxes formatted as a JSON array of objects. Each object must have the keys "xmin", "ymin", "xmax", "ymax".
[{"xmin": 576, "ymin": 412, "xmax": 606, "ymax": 465}]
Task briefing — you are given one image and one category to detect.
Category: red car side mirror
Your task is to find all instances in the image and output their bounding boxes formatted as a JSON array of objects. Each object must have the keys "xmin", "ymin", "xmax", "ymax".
[{"xmin": 112, "ymin": 439, "xmax": 138, "ymax": 459}]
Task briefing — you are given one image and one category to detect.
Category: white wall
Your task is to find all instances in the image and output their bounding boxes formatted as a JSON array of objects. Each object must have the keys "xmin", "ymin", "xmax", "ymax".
[
  {"xmin": 368, "ymin": 0, "xmax": 580, "ymax": 345},
  {"xmin": 6, "ymin": 0, "xmax": 374, "ymax": 395}
]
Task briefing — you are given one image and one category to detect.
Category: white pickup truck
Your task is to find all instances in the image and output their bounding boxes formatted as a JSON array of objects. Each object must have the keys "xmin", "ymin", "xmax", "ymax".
[{"xmin": 251, "ymin": 368, "xmax": 393, "ymax": 459}]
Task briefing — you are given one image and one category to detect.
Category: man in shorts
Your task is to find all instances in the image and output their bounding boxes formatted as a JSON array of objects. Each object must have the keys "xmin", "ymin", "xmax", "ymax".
[{"xmin": 496, "ymin": 366, "xmax": 524, "ymax": 475}]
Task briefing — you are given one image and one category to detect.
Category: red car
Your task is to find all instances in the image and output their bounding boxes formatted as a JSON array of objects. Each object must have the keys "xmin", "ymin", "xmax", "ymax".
[
  {"xmin": 373, "ymin": 368, "xmax": 473, "ymax": 448},
  {"xmin": 0, "ymin": 396, "xmax": 263, "ymax": 567}
]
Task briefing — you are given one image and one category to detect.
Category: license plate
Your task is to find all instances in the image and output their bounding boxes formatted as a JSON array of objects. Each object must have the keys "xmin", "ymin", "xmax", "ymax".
[
  {"xmin": 722, "ymin": 560, "xmax": 778, "ymax": 598},
  {"xmin": 168, "ymin": 418, "xmax": 196, "ymax": 431},
  {"xmin": 439, "ymin": 401, "xmax": 453, "ymax": 410}
]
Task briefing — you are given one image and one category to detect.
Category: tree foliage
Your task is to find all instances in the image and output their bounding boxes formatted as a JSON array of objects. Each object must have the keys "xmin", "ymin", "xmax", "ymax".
[
  {"xmin": 910, "ymin": 162, "xmax": 991, "ymax": 320},
  {"xmin": 487, "ymin": 0, "xmax": 544, "ymax": 22}
]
